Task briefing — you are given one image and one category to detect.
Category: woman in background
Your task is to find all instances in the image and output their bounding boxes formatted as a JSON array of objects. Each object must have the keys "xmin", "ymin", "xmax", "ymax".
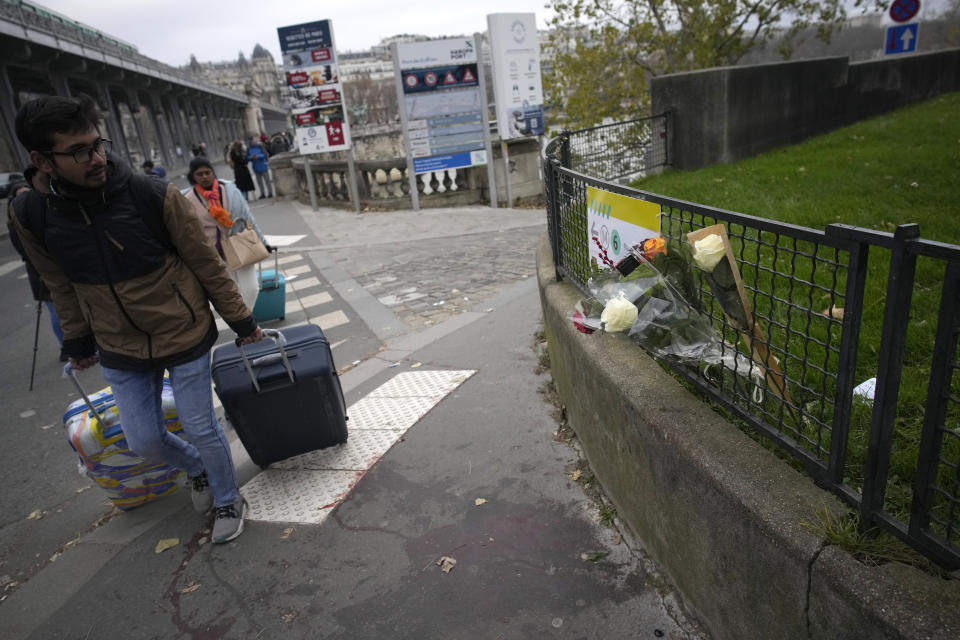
[
  {"xmin": 227, "ymin": 141, "xmax": 256, "ymax": 201},
  {"xmin": 183, "ymin": 158, "xmax": 268, "ymax": 309}
]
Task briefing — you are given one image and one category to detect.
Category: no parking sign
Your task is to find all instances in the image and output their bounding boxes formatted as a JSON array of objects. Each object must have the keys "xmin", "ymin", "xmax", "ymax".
[{"xmin": 889, "ymin": 0, "xmax": 919, "ymax": 22}]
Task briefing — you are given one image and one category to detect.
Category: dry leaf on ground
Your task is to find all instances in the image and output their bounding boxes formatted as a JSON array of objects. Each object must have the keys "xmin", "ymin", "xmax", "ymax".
[
  {"xmin": 154, "ymin": 538, "xmax": 180, "ymax": 554},
  {"xmin": 436, "ymin": 556, "xmax": 457, "ymax": 573},
  {"xmin": 281, "ymin": 527, "xmax": 295, "ymax": 539},
  {"xmin": 26, "ymin": 510, "xmax": 44, "ymax": 520},
  {"xmin": 572, "ymin": 470, "xmax": 582, "ymax": 481},
  {"xmin": 475, "ymin": 498, "xmax": 488, "ymax": 506},
  {"xmin": 180, "ymin": 582, "xmax": 201, "ymax": 594}
]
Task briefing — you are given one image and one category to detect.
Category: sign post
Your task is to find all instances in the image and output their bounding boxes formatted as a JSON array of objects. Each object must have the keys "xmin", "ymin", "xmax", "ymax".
[
  {"xmin": 474, "ymin": 32, "xmax": 498, "ymax": 208},
  {"xmin": 277, "ymin": 19, "xmax": 360, "ymax": 212},
  {"xmin": 390, "ymin": 42, "xmax": 420, "ymax": 211}
]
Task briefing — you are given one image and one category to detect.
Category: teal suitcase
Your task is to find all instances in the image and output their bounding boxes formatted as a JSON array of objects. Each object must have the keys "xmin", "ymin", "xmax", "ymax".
[{"xmin": 253, "ymin": 249, "xmax": 286, "ymax": 322}]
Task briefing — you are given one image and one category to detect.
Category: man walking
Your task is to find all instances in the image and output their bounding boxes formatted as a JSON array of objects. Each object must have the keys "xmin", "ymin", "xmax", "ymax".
[
  {"xmin": 9, "ymin": 95, "xmax": 262, "ymax": 544},
  {"xmin": 248, "ymin": 137, "xmax": 273, "ymax": 199},
  {"xmin": 142, "ymin": 160, "xmax": 166, "ymax": 178}
]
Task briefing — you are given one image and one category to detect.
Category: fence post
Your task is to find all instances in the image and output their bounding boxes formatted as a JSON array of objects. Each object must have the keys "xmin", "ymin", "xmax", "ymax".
[
  {"xmin": 824, "ymin": 228, "xmax": 870, "ymax": 485},
  {"xmin": 908, "ymin": 262, "xmax": 960, "ymax": 564},
  {"xmin": 860, "ymin": 223, "xmax": 920, "ymax": 527},
  {"xmin": 549, "ymin": 157, "xmax": 563, "ymax": 281},
  {"xmin": 560, "ymin": 131, "xmax": 571, "ymax": 169}
]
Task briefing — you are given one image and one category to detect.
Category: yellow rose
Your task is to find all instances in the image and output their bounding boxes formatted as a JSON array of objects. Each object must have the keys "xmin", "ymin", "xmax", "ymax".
[
  {"xmin": 600, "ymin": 293, "xmax": 638, "ymax": 332},
  {"xmin": 693, "ymin": 234, "xmax": 726, "ymax": 272}
]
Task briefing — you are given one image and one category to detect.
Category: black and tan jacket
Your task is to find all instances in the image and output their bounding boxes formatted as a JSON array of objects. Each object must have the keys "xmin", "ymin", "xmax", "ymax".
[{"xmin": 9, "ymin": 156, "xmax": 257, "ymax": 371}]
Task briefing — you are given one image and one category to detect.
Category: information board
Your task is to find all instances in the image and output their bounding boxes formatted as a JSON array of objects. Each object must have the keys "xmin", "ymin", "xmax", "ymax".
[
  {"xmin": 277, "ymin": 19, "xmax": 352, "ymax": 154},
  {"xmin": 395, "ymin": 38, "xmax": 488, "ymax": 174},
  {"xmin": 585, "ymin": 186, "xmax": 661, "ymax": 269},
  {"xmin": 486, "ymin": 13, "xmax": 545, "ymax": 139}
]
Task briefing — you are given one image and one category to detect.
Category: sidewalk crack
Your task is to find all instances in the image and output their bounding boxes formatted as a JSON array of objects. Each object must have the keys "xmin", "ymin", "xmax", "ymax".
[{"xmin": 805, "ymin": 540, "xmax": 829, "ymax": 638}]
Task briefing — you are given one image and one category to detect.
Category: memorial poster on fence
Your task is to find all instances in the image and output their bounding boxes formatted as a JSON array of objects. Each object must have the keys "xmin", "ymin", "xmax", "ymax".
[
  {"xmin": 277, "ymin": 19, "xmax": 352, "ymax": 154},
  {"xmin": 586, "ymin": 186, "xmax": 661, "ymax": 269},
  {"xmin": 486, "ymin": 12, "xmax": 545, "ymax": 139},
  {"xmin": 395, "ymin": 37, "xmax": 487, "ymax": 174}
]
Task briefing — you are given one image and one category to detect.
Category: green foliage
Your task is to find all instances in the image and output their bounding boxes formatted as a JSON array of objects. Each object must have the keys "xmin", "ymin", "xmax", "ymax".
[
  {"xmin": 598, "ymin": 503, "xmax": 618, "ymax": 527},
  {"xmin": 802, "ymin": 507, "xmax": 929, "ymax": 568},
  {"xmin": 544, "ymin": 0, "xmax": 886, "ymax": 129}
]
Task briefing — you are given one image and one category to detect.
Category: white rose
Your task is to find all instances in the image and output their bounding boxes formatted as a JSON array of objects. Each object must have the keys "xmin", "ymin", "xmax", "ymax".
[
  {"xmin": 600, "ymin": 293, "xmax": 638, "ymax": 332},
  {"xmin": 692, "ymin": 234, "xmax": 726, "ymax": 272}
]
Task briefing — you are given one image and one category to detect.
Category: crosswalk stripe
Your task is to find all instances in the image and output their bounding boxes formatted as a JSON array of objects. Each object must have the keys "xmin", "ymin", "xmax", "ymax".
[
  {"xmin": 0, "ymin": 260, "xmax": 24, "ymax": 277},
  {"xmin": 276, "ymin": 253, "xmax": 304, "ymax": 266},
  {"xmin": 286, "ymin": 291, "xmax": 333, "ymax": 315},
  {"xmin": 314, "ymin": 309, "xmax": 349, "ymax": 330},
  {"xmin": 284, "ymin": 264, "xmax": 311, "ymax": 277},
  {"xmin": 298, "ymin": 292, "xmax": 333, "ymax": 309},
  {"xmin": 289, "ymin": 276, "xmax": 320, "ymax": 291}
]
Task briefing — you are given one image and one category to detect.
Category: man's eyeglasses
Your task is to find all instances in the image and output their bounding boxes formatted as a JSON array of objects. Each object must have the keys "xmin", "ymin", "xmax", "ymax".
[{"xmin": 43, "ymin": 138, "xmax": 112, "ymax": 164}]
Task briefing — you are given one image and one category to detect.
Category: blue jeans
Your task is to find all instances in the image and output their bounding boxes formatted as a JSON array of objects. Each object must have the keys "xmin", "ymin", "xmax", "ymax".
[
  {"xmin": 254, "ymin": 171, "xmax": 272, "ymax": 197},
  {"xmin": 44, "ymin": 300, "xmax": 63, "ymax": 345},
  {"xmin": 101, "ymin": 353, "xmax": 239, "ymax": 507}
]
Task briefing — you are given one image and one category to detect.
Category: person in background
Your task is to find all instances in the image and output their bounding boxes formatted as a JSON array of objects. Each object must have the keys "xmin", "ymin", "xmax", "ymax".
[
  {"xmin": 10, "ymin": 95, "xmax": 262, "ymax": 544},
  {"xmin": 247, "ymin": 138, "xmax": 273, "ymax": 199},
  {"xmin": 182, "ymin": 157, "xmax": 270, "ymax": 310},
  {"xmin": 5, "ymin": 173, "xmax": 65, "ymax": 360},
  {"xmin": 227, "ymin": 141, "xmax": 256, "ymax": 201},
  {"xmin": 142, "ymin": 160, "xmax": 166, "ymax": 178}
]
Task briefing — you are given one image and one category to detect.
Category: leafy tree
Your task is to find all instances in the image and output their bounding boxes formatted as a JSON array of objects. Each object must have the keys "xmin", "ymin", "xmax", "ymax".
[{"xmin": 544, "ymin": 0, "xmax": 886, "ymax": 129}]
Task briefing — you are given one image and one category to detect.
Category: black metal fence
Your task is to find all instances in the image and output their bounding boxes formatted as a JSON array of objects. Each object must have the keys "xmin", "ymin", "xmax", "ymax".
[
  {"xmin": 543, "ymin": 128, "xmax": 960, "ymax": 570},
  {"xmin": 560, "ymin": 114, "xmax": 669, "ymax": 182}
]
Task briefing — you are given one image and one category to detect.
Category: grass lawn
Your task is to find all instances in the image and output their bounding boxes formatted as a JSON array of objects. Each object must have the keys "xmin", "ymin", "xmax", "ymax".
[{"xmin": 629, "ymin": 91, "xmax": 960, "ymax": 555}]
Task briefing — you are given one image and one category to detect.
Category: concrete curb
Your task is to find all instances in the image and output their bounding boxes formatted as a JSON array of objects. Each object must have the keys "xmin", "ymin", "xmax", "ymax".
[{"xmin": 535, "ymin": 232, "xmax": 960, "ymax": 640}]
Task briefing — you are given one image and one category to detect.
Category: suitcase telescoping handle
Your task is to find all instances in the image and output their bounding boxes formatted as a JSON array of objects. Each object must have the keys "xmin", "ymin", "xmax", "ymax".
[
  {"xmin": 62, "ymin": 361, "xmax": 104, "ymax": 421},
  {"xmin": 257, "ymin": 246, "xmax": 279, "ymax": 289},
  {"xmin": 235, "ymin": 328, "xmax": 294, "ymax": 393}
]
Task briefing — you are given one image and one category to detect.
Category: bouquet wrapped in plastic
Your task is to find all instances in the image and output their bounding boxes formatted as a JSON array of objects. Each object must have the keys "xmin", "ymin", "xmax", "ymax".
[
  {"xmin": 688, "ymin": 225, "xmax": 791, "ymax": 403},
  {"xmin": 570, "ymin": 236, "xmax": 723, "ymax": 365}
]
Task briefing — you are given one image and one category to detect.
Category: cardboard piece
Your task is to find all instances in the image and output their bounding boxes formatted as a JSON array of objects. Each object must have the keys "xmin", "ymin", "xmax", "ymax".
[{"xmin": 687, "ymin": 224, "xmax": 792, "ymax": 404}]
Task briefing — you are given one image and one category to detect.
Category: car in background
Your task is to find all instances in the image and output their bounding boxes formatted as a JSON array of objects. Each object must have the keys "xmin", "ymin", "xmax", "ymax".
[{"xmin": 0, "ymin": 172, "xmax": 25, "ymax": 198}]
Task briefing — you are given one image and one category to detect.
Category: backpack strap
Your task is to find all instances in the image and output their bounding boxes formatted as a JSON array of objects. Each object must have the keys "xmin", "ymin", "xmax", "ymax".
[{"xmin": 12, "ymin": 189, "xmax": 48, "ymax": 249}]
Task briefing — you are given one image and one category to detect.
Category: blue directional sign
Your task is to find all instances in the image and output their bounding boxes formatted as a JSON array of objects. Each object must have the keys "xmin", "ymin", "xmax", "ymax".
[{"xmin": 885, "ymin": 24, "xmax": 918, "ymax": 55}]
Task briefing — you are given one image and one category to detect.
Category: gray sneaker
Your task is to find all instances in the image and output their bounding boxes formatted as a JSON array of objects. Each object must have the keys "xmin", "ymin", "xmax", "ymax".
[
  {"xmin": 212, "ymin": 497, "xmax": 247, "ymax": 544},
  {"xmin": 189, "ymin": 472, "xmax": 213, "ymax": 513}
]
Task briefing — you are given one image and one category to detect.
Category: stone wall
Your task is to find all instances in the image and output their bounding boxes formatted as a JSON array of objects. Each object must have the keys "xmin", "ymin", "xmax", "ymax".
[{"xmin": 652, "ymin": 48, "xmax": 960, "ymax": 170}]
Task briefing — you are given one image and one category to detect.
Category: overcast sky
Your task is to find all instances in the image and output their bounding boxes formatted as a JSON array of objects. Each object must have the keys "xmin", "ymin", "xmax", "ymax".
[{"xmin": 35, "ymin": 1, "xmax": 556, "ymax": 67}]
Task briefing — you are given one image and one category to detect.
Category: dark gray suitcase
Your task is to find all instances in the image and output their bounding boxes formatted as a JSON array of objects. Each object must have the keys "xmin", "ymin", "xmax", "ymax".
[{"xmin": 211, "ymin": 325, "xmax": 347, "ymax": 467}]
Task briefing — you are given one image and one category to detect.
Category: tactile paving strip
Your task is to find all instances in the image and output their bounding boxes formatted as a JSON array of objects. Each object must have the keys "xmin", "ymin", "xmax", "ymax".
[
  {"xmin": 242, "ymin": 369, "xmax": 475, "ymax": 524},
  {"xmin": 346, "ymin": 396, "xmax": 439, "ymax": 430},
  {"xmin": 242, "ymin": 468, "xmax": 362, "ymax": 525},
  {"xmin": 270, "ymin": 429, "xmax": 403, "ymax": 471},
  {"xmin": 368, "ymin": 370, "xmax": 474, "ymax": 398}
]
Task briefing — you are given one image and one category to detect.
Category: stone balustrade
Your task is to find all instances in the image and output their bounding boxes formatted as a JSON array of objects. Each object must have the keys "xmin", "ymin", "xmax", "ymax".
[{"xmin": 269, "ymin": 137, "xmax": 545, "ymax": 210}]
